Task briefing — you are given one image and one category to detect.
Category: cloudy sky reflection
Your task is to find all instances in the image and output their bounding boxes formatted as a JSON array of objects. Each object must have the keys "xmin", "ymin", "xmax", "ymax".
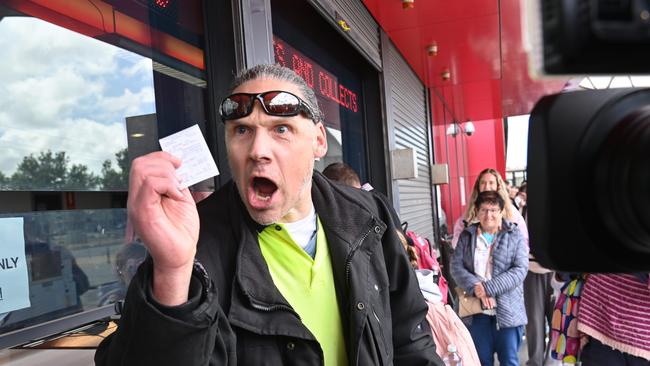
[{"xmin": 0, "ymin": 16, "xmax": 156, "ymax": 175}]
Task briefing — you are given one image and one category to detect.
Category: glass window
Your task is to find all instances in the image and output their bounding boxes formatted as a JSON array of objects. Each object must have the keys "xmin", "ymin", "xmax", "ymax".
[
  {"xmin": 272, "ymin": 36, "xmax": 367, "ymax": 181},
  {"xmin": 0, "ymin": 15, "xmax": 146, "ymax": 191},
  {"xmin": 0, "ymin": 0, "xmax": 208, "ymax": 341}
]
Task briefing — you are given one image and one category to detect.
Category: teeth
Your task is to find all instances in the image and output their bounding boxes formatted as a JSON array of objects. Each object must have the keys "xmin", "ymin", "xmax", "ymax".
[{"xmin": 256, "ymin": 192, "xmax": 271, "ymax": 201}]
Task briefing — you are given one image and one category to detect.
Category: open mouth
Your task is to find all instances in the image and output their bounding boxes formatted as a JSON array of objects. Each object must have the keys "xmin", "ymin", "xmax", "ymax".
[{"xmin": 249, "ymin": 177, "xmax": 278, "ymax": 206}]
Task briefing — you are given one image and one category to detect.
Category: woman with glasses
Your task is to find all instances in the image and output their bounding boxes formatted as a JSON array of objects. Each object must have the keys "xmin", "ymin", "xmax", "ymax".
[
  {"xmin": 450, "ymin": 191, "xmax": 529, "ymax": 366},
  {"xmin": 450, "ymin": 168, "xmax": 528, "ymax": 250}
]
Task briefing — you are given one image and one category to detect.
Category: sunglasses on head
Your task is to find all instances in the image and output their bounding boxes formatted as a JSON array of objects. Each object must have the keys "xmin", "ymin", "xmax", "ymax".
[{"xmin": 219, "ymin": 90, "xmax": 318, "ymax": 123}]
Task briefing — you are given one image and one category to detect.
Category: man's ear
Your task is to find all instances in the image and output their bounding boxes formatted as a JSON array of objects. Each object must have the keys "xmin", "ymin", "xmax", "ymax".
[{"xmin": 314, "ymin": 122, "xmax": 328, "ymax": 158}]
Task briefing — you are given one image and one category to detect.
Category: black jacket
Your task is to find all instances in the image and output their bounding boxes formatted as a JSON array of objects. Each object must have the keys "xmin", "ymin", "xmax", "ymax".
[{"xmin": 95, "ymin": 172, "xmax": 442, "ymax": 365}]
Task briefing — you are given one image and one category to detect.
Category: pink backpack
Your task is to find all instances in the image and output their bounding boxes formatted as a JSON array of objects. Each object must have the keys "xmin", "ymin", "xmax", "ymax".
[{"xmin": 405, "ymin": 230, "xmax": 449, "ymax": 304}]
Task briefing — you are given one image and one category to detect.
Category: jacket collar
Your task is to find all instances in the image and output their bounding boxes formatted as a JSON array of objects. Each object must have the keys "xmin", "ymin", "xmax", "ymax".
[
  {"xmin": 462, "ymin": 219, "xmax": 516, "ymax": 255},
  {"xmin": 310, "ymin": 171, "xmax": 381, "ymax": 246}
]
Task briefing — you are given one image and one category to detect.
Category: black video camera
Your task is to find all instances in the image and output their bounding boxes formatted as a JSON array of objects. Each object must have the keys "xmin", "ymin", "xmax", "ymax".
[{"xmin": 528, "ymin": 0, "xmax": 650, "ymax": 271}]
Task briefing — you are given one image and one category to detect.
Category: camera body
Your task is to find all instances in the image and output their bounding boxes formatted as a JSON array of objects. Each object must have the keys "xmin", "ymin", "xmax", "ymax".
[
  {"xmin": 539, "ymin": 0, "xmax": 650, "ymax": 75},
  {"xmin": 528, "ymin": 0, "xmax": 650, "ymax": 271}
]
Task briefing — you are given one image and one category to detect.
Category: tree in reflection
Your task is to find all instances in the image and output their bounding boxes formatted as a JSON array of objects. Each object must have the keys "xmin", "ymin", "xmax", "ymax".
[
  {"xmin": 0, "ymin": 171, "xmax": 7, "ymax": 189},
  {"xmin": 11, "ymin": 150, "xmax": 69, "ymax": 189},
  {"xmin": 66, "ymin": 164, "xmax": 101, "ymax": 189},
  {"xmin": 4, "ymin": 148, "xmax": 130, "ymax": 190},
  {"xmin": 100, "ymin": 148, "xmax": 129, "ymax": 190}
]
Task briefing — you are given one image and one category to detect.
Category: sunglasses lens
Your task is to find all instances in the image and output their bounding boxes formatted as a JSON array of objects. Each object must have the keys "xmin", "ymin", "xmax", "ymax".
[
  {"xmin": 220, "ymin": 91, "xmax": 314, "ymax": 122},
  {"xmin": 263, "ymin": 91, "xmax": 301, "ymax": 115},
  {"xmin": 221, "ymin": 94, "xmax": 252, "ymax": 120}
]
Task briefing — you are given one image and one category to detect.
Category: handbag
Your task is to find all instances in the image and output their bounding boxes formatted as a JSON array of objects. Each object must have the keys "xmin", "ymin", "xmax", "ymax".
[
  {"xmin": 454, "ymin": 236, "xmax": 496, "ymax": 318},
  {"xmin": 454, "ymin": 287, "xmax": 484, "ymax": 318}
]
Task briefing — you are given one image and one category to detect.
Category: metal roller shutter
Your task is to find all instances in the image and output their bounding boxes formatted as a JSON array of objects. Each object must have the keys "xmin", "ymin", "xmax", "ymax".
[{"xmin": 384, "ymin": 39, "xmax": 435, "ymax": 241}]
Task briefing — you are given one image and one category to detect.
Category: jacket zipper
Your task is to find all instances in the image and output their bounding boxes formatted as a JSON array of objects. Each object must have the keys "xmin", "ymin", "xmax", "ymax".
[
  {"xmin": 371, "ymin": 307, "xmax": 389, "ymax": 364},
  {"xmin": 246, "ymin": 293, "xmax": 301, "ymax": 320},
  {"xmin": 372, "ymin": 309, "xmax": 387, "ymax": 342},
  {"xmin": 345, "ymin": 224, "xmax": 375, "ymax": 286},
  {"xmin": 372, "ymin": 309, "xmax": 384, "ymax": 337}
]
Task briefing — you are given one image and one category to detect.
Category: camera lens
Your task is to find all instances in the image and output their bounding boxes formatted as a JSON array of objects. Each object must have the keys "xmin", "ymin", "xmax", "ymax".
[
  {"xmin": 593, "ymin": 108, "xmax": 650, "ymax": 251},
  {"xmin": 576, "ymin": 94, "xmax": 650, "ymax": 257}
]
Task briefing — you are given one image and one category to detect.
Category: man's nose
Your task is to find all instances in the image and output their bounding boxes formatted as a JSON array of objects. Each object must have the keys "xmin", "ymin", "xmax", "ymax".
[
  {"xmin": 248, "ymin": 113, "xmax": 272, "ymax": 162},
  {"xmin": 249, "ymin": 130, "xmax": 272, "ymax": 161}
]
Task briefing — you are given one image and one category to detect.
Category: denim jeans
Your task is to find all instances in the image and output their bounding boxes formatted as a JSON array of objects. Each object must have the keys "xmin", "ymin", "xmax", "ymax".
[{"xmin": 468, "ymin": 314, "xmax": 524, "ymax": 366}]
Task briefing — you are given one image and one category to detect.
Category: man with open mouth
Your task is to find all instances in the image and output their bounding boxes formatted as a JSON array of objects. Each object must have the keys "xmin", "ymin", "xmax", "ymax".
[{"xmin": 96, "ymin": 64, "xmax": 443, "ymax": 366}]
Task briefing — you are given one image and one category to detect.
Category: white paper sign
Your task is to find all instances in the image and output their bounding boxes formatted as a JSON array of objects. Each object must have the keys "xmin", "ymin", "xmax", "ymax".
[
  {"xmin": 0, "ymin": 217, "xmax": 31, "ymax": 314},
  {"xmin": 159, "ymin": 125, "xmax": 220, "ymax": 189}
]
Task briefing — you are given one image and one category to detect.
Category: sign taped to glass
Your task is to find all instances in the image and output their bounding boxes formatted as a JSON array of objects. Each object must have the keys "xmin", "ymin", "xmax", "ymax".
[{"xmin": 0, "ymin": 217, "xmax": 30, "ymax": 314}]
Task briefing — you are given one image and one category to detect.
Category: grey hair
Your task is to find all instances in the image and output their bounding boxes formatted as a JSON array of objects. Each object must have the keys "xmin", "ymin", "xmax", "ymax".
[{"xmin": 229, "ymin": 64, "xmax": 324, "ymax": 123}]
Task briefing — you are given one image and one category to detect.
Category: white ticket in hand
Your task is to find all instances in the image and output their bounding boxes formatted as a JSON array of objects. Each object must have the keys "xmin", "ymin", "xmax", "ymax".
[{"xmin": 159, "ymin": 124, "xmax": 219, "ymax": 189}]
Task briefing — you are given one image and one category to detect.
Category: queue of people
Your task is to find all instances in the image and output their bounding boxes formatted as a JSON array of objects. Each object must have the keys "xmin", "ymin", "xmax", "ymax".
[
  {"xmin": 93, "ymin": 63, "xmax": 649, "ymax": 366},
  {"xmin": 449, "ymin": 171, "xmax": 650, "ymax": 366}
]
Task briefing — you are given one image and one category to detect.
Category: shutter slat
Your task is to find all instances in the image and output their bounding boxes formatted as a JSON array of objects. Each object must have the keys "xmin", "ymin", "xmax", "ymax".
[{"xmin": 388, "ymin": 42, "xmax": 435, "ymax": 241}]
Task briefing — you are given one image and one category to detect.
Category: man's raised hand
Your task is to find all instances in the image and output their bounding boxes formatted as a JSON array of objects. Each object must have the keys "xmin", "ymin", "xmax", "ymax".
[{"xmin": 127, "ymin": 152, "xmax": 200, "ymax": 305}]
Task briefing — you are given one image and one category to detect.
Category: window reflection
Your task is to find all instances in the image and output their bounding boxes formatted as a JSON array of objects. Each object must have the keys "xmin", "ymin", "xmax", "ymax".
[
  {"xmin": 0, "ymin": 14, "xmax": 155, "ymax": 191},
  {"xmin": 0, "ymin": 0, "xmax": 208, "ymax": 344},
  {"xmin": 272, "ymin": 36, "xmax": 366, "ymax": 180},
  {"xmin": 0, "ymin": 209, "xmax": 135, "ymax": 332}
]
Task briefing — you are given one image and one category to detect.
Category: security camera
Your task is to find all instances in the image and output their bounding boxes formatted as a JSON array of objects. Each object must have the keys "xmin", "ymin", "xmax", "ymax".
[
  {"xmin": 446, "ymin": 123, "xmax": 460, "ymax": 137},
  {"xmin": 463, "ymin": 121, "xmax": 475, "ymax": 136}
]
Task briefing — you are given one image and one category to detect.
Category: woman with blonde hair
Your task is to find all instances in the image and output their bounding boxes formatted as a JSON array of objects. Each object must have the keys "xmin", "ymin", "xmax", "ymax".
[{"xmin": 451, "ymin": 168, "xmax": 528, "ymax": 249}]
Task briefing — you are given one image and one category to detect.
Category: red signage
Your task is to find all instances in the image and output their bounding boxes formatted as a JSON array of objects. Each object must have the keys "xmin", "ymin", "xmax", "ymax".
[
  {"xmin": 273, "ymin": 37, "xmax": 358, "ymax": 114},
  {"xmin": 154, "ymin": 0, "xmax": 171, "ymax": 8},
  {"xmin": 65, "ymin": 192, "xmax": 76, "ymax": 209}
]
